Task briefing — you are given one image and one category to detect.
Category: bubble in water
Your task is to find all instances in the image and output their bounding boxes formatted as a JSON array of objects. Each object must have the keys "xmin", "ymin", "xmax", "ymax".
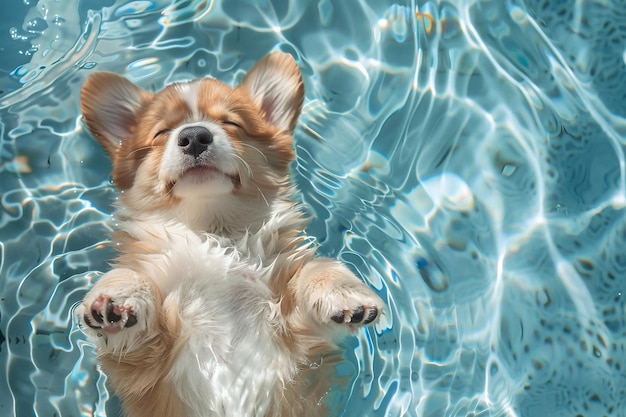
[{"xmin": 25, "ymin": 17, "xmax": 48, "ymax": 34}]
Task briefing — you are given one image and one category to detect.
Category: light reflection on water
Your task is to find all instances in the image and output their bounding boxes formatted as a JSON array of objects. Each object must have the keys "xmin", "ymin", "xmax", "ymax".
[{"xmin": 1, "ymin": 0, "xmax": 625, "ymax": 416}]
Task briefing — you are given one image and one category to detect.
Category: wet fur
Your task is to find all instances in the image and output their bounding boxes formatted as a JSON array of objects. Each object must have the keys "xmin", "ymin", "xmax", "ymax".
[{"xmin": 77, "ymin": 52, "xmax": 383, "ymax": 417}]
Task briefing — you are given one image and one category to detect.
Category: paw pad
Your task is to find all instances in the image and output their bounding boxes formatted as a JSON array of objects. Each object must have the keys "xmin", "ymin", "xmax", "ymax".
[
  {"xmin": 83, "ymin": 295, "xmax": 137, "ymax": 333},
  {"xmin": 331, "ymin": 306, "xmax": 378, "ymax": 325}
]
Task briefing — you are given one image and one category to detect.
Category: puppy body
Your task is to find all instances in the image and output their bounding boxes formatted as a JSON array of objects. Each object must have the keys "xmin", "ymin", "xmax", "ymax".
[
  {"xmin": 78, "ymin": 52, "xmax": 383, "ymax": 417},
  {"xmin": 85, "ymin": 216, "xmax": 304, "ymax": 417}
]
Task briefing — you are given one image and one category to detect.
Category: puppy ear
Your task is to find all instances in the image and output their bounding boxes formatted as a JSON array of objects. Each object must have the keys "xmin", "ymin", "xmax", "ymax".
[
  {"xmin": 240, "ymin": 52, "xmax": 304, "ymax": 134},
  {"xmin": 80, "ymin": 73, "xmax": 152, "ymax": 158}
]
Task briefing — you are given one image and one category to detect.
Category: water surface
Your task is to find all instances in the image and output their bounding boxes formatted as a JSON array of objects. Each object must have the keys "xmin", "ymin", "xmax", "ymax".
[{"xmin": 1, "ymin": 0, "xmax": 625, "ymax": 416}]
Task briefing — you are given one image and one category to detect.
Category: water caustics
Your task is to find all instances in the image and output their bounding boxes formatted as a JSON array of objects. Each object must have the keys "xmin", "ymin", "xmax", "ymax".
[{"xmin": 0, "ymin": 0, "xmax": 625, "ymax": 416}]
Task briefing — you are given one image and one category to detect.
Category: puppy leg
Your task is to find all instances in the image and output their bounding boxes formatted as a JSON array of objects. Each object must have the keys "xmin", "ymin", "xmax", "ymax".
[
  {"xmin": 78, "ymin": 268, "xmax": 160, "ymax": 352},
  {"xmin": 290, "ymin": 258, "xmax": 383, "ymax": 331}
]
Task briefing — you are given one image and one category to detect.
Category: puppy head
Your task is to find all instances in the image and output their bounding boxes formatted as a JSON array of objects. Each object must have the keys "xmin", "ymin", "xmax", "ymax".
[{"xmin": 81, "ymin": 52, "xmax": 304, "ymax": 232}]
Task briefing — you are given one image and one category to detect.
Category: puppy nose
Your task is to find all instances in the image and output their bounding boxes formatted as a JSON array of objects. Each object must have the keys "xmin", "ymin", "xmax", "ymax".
[{"xmin": 178, "ymin": 126, "xmax": 213, "ymax": 158}]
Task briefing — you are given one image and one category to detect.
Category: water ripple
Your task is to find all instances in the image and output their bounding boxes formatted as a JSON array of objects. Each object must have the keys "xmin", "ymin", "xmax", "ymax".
[{"xmin": 1, "ymin": 0, "xmax": 626, "ymax": 416}]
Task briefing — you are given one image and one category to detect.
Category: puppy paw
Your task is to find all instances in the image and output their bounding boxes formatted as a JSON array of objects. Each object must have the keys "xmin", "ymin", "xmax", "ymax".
[
  {"xmin": 330, "ymin": 305, "xmax": 379, "ymax": 326},
  {"xmin": 77, "ymin": 268, "xmax": 156, "ymax": 351},
  {"xmin": 298, "ymin": 258, "xmax": 383, "ymax": 330},
  {"xmin": 315, "ymin": 284, "xmax": 382, "ymax": 329},
  {"xmin": 83, "ymin": 294, "xmax": 139, "ymax": 335}
]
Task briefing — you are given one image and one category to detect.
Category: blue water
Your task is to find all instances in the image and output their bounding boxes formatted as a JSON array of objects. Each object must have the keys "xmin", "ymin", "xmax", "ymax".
[{"xmin": 1, "ymin": 0, "xmax": 625, "ymax": 416}]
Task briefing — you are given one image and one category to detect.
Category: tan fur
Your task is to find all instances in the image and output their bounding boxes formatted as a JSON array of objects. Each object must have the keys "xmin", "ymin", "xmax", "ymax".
[
  {"xmin": 80, "ymin": 55, "xmax": 298, "ymax": 223},
  {"xmin": 78, "ymin": 52, "xmax": 383, "ymax": 417},
  {"xmin": 98, "ymin": 287, "xmax": 187, "ymax": 417}
]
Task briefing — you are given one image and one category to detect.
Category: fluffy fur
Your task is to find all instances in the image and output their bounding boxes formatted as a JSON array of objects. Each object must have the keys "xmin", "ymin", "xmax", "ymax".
[{"xmin": 76, "ymin": 52, "xmax": 383, "ymax": 417}]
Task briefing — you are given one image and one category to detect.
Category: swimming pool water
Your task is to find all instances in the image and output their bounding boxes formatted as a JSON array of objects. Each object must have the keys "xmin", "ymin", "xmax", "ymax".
[{"xmin": 1, "ymin": 0, "xmax": 625, "ymax": 416}]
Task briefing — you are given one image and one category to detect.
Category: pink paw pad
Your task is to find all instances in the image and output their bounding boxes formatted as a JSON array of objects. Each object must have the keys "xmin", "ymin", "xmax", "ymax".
[
  {"xmin": 331, "ymin": 306, "xmax": 379, "ymax": 325},
  {"xmin": 83, "ymin": 295, "xmax": 137, "ymax": 334}
]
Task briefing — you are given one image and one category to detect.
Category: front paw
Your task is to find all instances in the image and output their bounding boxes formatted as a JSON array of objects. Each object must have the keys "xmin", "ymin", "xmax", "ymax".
[
  {"xmin": 83, "ymin": 294, "xmax": 139, "ymax": 335},
  {"xmin": 316, "ymin": 284, "xmax": 383, "ymax": 329},
  {"xmin": 298, "ymin": 258, "xmax": 384, "ymax": 329},
  {"xmin": 77, "ymin": 268, "xmax": 156, "ymax": 350},
  {"xmin": 330, "ymin": 305, "xmax": 379, "ymax": 326}
]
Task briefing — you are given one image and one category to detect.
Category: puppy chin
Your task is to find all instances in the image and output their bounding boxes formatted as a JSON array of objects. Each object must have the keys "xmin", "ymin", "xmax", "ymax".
[{"xmin": 171, "ymin": 169, "xmax": 236, "ymax": 197}]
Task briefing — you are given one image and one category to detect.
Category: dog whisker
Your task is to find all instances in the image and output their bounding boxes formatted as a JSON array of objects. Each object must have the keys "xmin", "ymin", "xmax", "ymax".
[
  {"xmin": 240, "ymin": 142, "xmax": 268, "ymax": 164},
  {"xmin": 125, "ymin": 145, "xmax": 160, "ymax": 158},
  {"xmin": 256, "ymin": 185, "xmax": 270, "ymax": 207},
  {"xmin": 231, "ymin": 152, "xmax": 253, "ymax": 179}
]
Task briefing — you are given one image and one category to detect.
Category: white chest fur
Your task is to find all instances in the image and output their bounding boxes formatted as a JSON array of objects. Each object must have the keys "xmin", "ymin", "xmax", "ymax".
[{"xmin": 164, "ymin": 248, "xmax": 293, "ymax": 417}]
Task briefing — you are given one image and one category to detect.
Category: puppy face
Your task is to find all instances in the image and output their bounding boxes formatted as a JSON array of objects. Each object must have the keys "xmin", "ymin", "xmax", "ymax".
[{"xmin": 81, "ymin": 52, "xmax": 304, "ymax": 232}]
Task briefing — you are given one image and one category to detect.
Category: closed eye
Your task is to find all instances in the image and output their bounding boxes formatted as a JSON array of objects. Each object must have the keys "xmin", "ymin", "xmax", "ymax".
[
  {"xmin": 154, "ymin": 128, "xmax": 171, "ymax": 139},
  {"xmin": 222, "ymin": 120, "xmax": 242, "ymax": 129}
]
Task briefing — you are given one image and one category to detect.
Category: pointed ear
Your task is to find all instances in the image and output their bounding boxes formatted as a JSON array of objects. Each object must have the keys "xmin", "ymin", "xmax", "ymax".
[
  {"xmin": 240, "ymin": 52, "xmax": 304, "ymax": 134},
  {"xmin": 80, "ymin": 73, "xmax": 152, "ymax": 158}
]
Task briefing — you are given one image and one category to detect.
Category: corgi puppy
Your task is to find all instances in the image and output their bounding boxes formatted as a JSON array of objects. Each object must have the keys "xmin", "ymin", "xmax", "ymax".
[{"xmin": 77, "ymin": 52, "xmax": 383, "ymax": 417}]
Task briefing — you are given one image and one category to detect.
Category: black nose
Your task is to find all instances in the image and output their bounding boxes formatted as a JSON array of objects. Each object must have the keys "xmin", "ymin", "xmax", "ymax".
[{"xmin": 178, "ymin": 126, "xmax": 213, "ymax": 158}]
